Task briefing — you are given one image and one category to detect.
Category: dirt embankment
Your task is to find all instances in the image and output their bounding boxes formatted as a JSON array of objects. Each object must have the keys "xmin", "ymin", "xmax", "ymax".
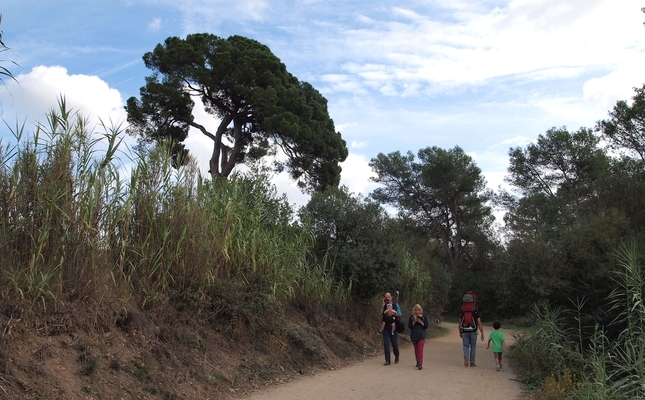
[
  {"xmin": 0, "ymin": 304, "xmax": 383, "ymax": 399},
  {"xmin": 0, "ymin": 300, "xmax": 526, "ymax": 400}
]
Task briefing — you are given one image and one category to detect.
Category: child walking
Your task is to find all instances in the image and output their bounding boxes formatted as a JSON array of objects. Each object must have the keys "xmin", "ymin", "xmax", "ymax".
[{"xmin": 486, "ymin": 321, "xmax": 506, "ymax": 371}]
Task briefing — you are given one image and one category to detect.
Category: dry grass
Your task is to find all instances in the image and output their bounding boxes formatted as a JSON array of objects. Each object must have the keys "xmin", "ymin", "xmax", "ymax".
[
  {"xmin": 0, "ymin": 99, "xmax": 387, "ymax": 398},
  {"xmin": 0, "ymin": 99, "xmax": 454, "ymax": 398}
]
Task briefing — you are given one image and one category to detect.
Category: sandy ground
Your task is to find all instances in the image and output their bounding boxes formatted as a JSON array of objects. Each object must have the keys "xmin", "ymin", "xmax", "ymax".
[{"xmin": 243, "ymin": 322, "xmax": 525, "ymax": 400}]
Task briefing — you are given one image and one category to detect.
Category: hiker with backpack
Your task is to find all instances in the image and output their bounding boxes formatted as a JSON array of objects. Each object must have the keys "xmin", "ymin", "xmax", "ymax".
[
  {"xmin": 378, "ymin": 292, "xmax": 402, "ymax": 365},
  {"xmin": 459, "ymin": 291, "xmax": 484, "ymax": 367}
]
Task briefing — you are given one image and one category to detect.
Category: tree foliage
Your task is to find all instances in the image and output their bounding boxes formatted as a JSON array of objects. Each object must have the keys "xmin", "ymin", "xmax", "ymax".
[
  {"xmin": 369, "ymin": 146, "xmax": 493, "ymax": 273},
  {"xmin": 506, "ymin": 127, "xmax": 608, "ymax": 199},
  {"xmin": 300, "ymin": 186, "xmax": 451, "ymax": 306},
  {"xmin": 503, "ymin": 127, "xmax": 609, "ymax": 237},
  {"xmin": 597, "ymin": 84, "xmax": 645, "ymax": 162},
  {"xmin": 125, "ymin": 34, "xmax": 348, "ymax": 192},
  {"xmin": 299, "ymin": 186, "xmax": 402, "ymax": 300},
  {"xmin": 595, "ymin": 84, "xmax": 645, "ymax": 233},
  {"xmin": 500, "ymin": 126, "xmax": 631, "ymax": 318}
]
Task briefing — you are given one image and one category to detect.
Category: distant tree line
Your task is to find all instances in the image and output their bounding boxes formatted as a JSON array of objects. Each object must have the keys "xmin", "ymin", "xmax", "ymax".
[{"xmin": 123, "ymin": 32, "xmax": 645, "ymax": 328}]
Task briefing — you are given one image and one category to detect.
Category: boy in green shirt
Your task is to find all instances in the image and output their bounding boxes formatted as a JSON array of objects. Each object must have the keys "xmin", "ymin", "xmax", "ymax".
[{"xmin": 486, "ymin": 321, "xmax": 506, "ymax": 371}]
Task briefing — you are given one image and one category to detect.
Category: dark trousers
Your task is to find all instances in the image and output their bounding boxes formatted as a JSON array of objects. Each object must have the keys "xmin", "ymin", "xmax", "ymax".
[{"xmin": 382, "ymin": 329, "xmax": 399, "ymax": 362}]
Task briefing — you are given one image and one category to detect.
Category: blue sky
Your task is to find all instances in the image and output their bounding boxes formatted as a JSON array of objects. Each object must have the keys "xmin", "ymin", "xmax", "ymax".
[{"xmin": 1, "ymin": 0, "xmax": 645, "ymax": 215}]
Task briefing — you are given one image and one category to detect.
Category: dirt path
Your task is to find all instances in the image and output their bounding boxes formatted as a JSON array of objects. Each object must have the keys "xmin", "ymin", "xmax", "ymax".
[{"xmin": 243, "ymin": 322, "xmax": 525, "ymax": 400}]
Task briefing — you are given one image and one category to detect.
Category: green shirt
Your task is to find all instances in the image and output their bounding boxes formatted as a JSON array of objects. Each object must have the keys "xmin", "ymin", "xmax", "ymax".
[{"xmin": 488, "ymin": 330, "xmax": 506, "ymax": 352}]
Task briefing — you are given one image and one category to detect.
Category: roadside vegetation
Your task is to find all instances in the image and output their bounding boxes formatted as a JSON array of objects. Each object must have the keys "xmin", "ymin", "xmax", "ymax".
[
  {"xmin": 0, "ymin": 100, "xmax": 445, "ymax": 398},
  {"xmin": 2, "ymin": 10, "xmax": 645, "ymax": 399},
  {"xmin": 509, "ymin": 243, "xmax": 645, "ymax": 399}
]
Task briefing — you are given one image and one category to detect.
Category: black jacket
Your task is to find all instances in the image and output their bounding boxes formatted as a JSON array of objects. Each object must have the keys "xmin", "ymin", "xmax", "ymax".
[{"xmin": 408, "ymin": 315, "xmax": 429, "ymax": 342}]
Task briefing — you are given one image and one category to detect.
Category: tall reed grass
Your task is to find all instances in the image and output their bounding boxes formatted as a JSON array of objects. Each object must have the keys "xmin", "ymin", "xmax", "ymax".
[
  {"xmin": 510, "ymin": 241, "xmax": 645, "ymax": 399},
  {"xmin": 0, "ymin": 100, "xmax": 345, "ymax": 320}
]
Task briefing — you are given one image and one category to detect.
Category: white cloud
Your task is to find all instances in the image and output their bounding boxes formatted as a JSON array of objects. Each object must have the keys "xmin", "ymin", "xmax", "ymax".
[
  {"xmin": 339, "ymin": 152, "xmax": 378, "ymax": 196},
  {"xmin": 482, "ymin": 170, "xmax": 509, "ymax": 191},
  {"xmin": 391, "ymin": 7, "xmax": 425, "ymax": 21},
  {"xmin": 183, "ymin": 130, "xmax": 215, "ymax": 173},
  {"xmin": 321, "ymin": 74, "xmax": 369, "ymax": 95},
  {"xmin": 148, "ymin": 17, "xmax": 162, "ymax": 32},
  {"xmin": 270, "ymin": 171, "xmax": 311, "ymax": 210},
  {"xmin": 153, "ymin": 0, "xmax": 270, "ymax": 33},
  {"xmin": 335, "ymin": 121, "xmax": 357, "ymax": 135},
  {"xmin": 495, "ymin": 135, "xmax": 532, "ymax": 148},
  {"xmin": 503, "ymin": 0, "xmax": 605, "ymax": 30},
  {"xmin": 530, "ymin": 56, "xmax": 645, "ymax": 127},
  {"xmin": 182, "ymin": 99, "xmax": 257, "ymax": 178},
  {"xmin": 523, "ymin": 67, "xmax": 586, "ymax": 82},
  {"xmin": 299, "ymin": 0, "xmax": 645, "ymax": 99},
  {"xmin": 534, "ymin": 96, "xmax": 598, "ymax": 124},
  {"xmin": 583, "ymin": 57, "xmax": 645, "ymax": 112},
  {"xmin": 379, "ymin": 83, "xmax": 397, "ymax": 96},
  {"xmin": 351, "ymin": 140, "xmax": 368, "ymax": 149},
  {"xmin": 0, "ymin": 66, "xmax": 127, "ymax": 130}
]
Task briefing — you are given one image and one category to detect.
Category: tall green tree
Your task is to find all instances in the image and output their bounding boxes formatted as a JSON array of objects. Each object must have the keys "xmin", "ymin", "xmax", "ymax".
[
  {"xmin": 299, "ymin": 186, "xmax": 402, "ymax": 300},
  {"xmin": 596, "ymin": 83, "xmax": 645, "ymax": 232},
  {"xmin": 369, "ymin": 146, "xmax": 493, "ymax": 273},
  {"xmin": 506, "ymin": 127, "xmax": 607, "ymax": 199},
  {"xmin": 501, "ymin": 127, "xmax": 622, "ymax": 317},
  {"xmin": 503, "ymin": 127, "xmax": 609, "ymax": 237},
  {"xmin": 597, "ymin": 84, "xmax": 645, "ymax": 162},
  {"xmin": 125, "ymin": 34, "xmax": 348, "ymax": 192},
  {"xmin": 596, "ymin": 158, "xmax": 645, "ymax": 232}
]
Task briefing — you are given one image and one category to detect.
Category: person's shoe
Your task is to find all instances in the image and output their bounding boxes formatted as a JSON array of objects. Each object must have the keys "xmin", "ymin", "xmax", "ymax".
[
  {"xmin": 464, "ymin": 357, "xmax": 469, "ymax": 367},
  {"xmin": 500, "ymin": 363, "xmax": 502, "ymax": 369},
  {"xmin": 415, "ymin": 362, "xmax": 420, "ymax": 368},
  {"xmin": 383, "ymin": 361, "xmax": 391, "ymax": 366},
  {"xmin": 470, "ymin": 363, "xmax": 476, "ymax": 367},
  {"xmin": 418, "ymin": 364, "xmax": 423, "ymax": 370},
  {"xmin": 394, "ymin": 356, "xmax": 399, "ymax": 364},
  {"xmin": 496, "ymin": 365, "xmax": 500, "ymax": 371}
]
